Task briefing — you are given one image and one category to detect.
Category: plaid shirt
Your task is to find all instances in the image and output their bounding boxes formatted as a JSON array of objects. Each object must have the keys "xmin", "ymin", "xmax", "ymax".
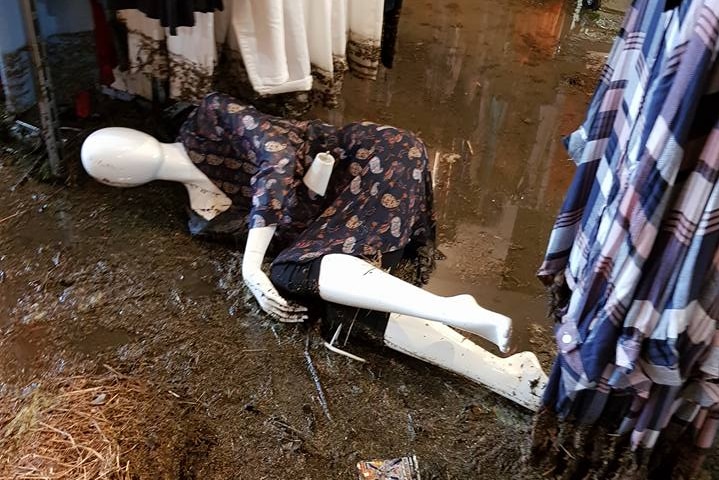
[{"xmin": 539, "ymin": 0, "xmax": 719, "ymax": 450}]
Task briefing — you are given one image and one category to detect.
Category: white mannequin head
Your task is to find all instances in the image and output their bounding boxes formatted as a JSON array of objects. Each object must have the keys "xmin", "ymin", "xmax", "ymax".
[
  {"xmin": 81, "ymin": 127, "xmax": 163, "ymax": 187},
  {"xmin": 81, "ymin": 126, "xmax": 233, "ymax": 220}
]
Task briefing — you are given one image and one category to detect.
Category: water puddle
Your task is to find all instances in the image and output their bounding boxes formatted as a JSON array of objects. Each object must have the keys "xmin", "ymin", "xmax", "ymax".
[
  {"xmin": 176, "ymin": 262, "xmax": 217, "ymax": 298},
  {"xmin": 72, "ymin": 326, "xmax": 134, "ymax": 355},
  {"xmin": 313, "ymin": 0, "xmax": 616, "ymax": 351},
  {"xmin": 0, "ymin": 324, "xmax": 52, "ymax": 383}
]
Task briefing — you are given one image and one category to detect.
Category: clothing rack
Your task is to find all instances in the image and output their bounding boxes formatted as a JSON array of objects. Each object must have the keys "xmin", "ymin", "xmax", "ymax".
[{"xmin": 19, "ymin": 0, "xmax": 64, "ymax": 178}]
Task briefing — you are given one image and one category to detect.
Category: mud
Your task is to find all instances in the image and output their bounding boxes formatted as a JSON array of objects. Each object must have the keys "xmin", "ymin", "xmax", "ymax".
[{"xmin": 2, "ymin": 0, "xmax": 716, "ymax": 478}]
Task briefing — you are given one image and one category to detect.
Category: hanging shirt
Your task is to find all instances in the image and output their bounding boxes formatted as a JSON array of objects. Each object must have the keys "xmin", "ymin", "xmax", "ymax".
[{"xmin": 539, "ymin": 0, "xmax": 719, "ymax": 451}]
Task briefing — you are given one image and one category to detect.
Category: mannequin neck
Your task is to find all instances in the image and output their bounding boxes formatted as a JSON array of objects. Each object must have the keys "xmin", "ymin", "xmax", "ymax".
[
  {"xmin": 158, "ymin": 143, "xmax": 232, "ymax": 221},
  {"xmin": 303, "ymin": 152, "xmax": 335, "ymax": 197},
  {"xmin": 154, "ymin": 144, "xmax": 335, "ymax": 222}
]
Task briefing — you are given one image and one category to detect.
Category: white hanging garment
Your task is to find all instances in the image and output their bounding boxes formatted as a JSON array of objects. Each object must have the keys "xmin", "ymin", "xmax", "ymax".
[
  {"xmin": 231, "ymin": 0, "xmax": 312, "ymax": 95},
  {"xmin": 302, "ymin": 0, "xmax": 335, "ymax": 101},
  {"xmin": 347, "ymin": 0, "xmax": 384, "ymax": 79},
  {"xmin": 113, "ymin": 9, "xmax": 166, "ymax": 100},
  {"xmin": 304, "ymin": 0, "xmax": 333, "ymax": 74},
  {"xmin": 331, "ymin": 0, "xmax": 348, "ymax": 59},
  {"xmin": 222, "ymin": 0, "xmax": 382, "ymax": 97},
  {"xmin": 166, "ymin": 12, "xmax": 217, "ymax": 102},
  {"xmin": 113, "ymin": 9, "xmax": 217, "ymax": 102}
]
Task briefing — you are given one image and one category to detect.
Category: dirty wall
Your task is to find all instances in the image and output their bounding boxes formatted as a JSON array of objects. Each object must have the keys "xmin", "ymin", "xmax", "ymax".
[{"xmin": 0, "ymin": 0, "xmax": 96, "ymax": 113}]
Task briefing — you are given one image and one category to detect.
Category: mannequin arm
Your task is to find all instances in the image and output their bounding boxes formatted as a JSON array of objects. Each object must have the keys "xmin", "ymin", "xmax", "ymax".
[
  {"xmin": 303, "ymin": 152, "xmax": 335, "ymax": 196},
  {"xmin": 242, "ymin": 151, "xmax": 333, "ymax": 320},
  {"xmin": 242, "ymin": 226, "xmax": 308, "ymax": 322}
]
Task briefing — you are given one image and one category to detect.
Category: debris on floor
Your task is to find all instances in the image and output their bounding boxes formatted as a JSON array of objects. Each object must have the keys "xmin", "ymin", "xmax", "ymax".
[
  {"xmin": 0, "ymin": 367, "xmax": 201, "ymax": 480},
  {"xmin": 357, "ymin": 455, "xmax": 421, "ymax": 480}
]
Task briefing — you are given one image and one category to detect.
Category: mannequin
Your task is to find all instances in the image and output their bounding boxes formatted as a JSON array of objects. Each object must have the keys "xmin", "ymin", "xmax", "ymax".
[
  {"xmin": 82, "ymin": 126, "xmax": 511, "ymax": 349},
  {"xmin": 81, "ymin": 118, "xmax": 547, "ymax": 410}
]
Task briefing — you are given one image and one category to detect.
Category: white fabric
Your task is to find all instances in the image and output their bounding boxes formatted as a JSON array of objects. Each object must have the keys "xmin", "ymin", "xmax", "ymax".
[
  {"xmin": 166, "ymin": 13, "xmax": 217, "ymax": 101},
  {"xmin": 331, "ymin": 0, "xmax": 348, "ymax": 57},
  {"xmin": 115, "ymin": 0, "xmax": 384, "ymax": 98},
  {"xmin": 346, "ymin": 0, "xmax": 384, "ymax": 78},
  {"xmin": 113, "ymin": 9, "xmax": 165, "ymax": 99},
  {"xmin": 303, "ymin": 0, "xmax": 333, "ymax": 73},
  {"xmin": 231, "ymin": 0, "xmax": 312, "ymax": 94},
  {"xmin": 114, "ymin": 10, "xmax": 216, "ymax": 102},
  {"xmin": 224, "ymin": 0, "xmax": 382, "ymax": 95},
  {"xmin": 348, "ymin": 0, "xmax": 384, "ymax": 42}
]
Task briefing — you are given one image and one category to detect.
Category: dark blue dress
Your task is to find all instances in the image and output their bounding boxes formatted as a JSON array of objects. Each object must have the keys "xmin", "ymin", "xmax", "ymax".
[{"xmin": 178, "ymin": 93, "xmax": 435, "ymax": 279}]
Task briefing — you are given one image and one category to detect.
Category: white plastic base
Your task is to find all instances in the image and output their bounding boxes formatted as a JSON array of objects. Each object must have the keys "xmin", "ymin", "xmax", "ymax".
[{"xmin": 384, "ymin": 313, "xmax": 547, "ymax": 411}]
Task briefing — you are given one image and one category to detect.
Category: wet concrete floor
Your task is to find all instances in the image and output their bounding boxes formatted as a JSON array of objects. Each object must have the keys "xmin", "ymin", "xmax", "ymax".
[
  {"xmin": 8, "ymin": 1, "xmax": 713, "ymax": 479},
  {"xmin": 313, "ymin": 0, "xmax": 618, "ymax": 353}
]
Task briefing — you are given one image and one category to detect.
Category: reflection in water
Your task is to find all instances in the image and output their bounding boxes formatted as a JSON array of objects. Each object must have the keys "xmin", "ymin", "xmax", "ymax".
[{"xmin": 313, "ymin": 0, "xmax": 613, "ymax": 348}]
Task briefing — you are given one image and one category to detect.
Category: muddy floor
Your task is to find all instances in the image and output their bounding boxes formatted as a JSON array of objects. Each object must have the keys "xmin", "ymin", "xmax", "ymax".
[{"xmin": 1, "ymin": 0, "xmax": 716, "ymax": 478}]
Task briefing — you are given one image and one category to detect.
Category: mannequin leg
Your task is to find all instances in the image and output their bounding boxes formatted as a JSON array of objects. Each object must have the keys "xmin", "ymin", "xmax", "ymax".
[
  {"xmin": 384, "ymin": 313, "xmax": 547, "ymax": 411},
  {"xmin": 318, "ymin": 253, "xmax": 512, "ymax": 352}
]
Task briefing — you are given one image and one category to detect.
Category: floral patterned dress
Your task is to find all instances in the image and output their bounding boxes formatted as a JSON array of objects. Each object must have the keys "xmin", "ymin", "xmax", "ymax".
[{"xmin": 178, "ymin": 92, "xmax": 435, "ymax": 273}]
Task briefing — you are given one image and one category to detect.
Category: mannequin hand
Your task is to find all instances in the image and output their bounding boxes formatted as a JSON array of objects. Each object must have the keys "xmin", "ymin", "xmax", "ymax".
[{"xmin": 242, "ymin": 266, "xmax": 308, "ymax": 323}]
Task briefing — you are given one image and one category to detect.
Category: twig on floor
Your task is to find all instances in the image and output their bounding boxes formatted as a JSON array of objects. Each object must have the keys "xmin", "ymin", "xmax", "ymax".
[
  {"xmin": 0, "ymin": 210, "xmax": 24, "ymax": 225},
  {"xmin": 0, "ymin": 186, "xmax": 64, "ymax": 227},
  {"xmin": 558, "ymin": 442, "xmax": 576, "ymax": 460},
  {"xmin": 11, "ymin": 155, "xmax": 44, "ymax": 190},
  {"xmin": 304, "ymin": 335, "xmax": 332, "ymax": 422}
]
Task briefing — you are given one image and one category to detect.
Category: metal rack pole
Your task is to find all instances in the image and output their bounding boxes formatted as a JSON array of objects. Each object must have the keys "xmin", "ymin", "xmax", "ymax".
[{"xmin": 19, "ymin": 0, "xmax": 64, "ymax": 178}]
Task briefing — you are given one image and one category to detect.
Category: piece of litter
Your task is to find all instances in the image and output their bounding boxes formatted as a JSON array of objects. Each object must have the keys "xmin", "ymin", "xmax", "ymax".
[
  {"xmin": 324, "ymin": 323, "xmax": 367, "ymax": 363},
  {"xmin": 357, "ymin": 455, "xmax": 420, "ymax": 480},
  {"xmin": 90, "ymin": 393, "xmax": 107, "ymax": 405}
]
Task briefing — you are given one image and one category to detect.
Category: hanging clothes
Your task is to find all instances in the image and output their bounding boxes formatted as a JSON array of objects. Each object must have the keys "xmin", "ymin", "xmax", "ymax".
[
  {"xmin": 90, "ymin": 0, "xmax": 118, "ymax": 85},
  {"xmin": 381, "ymin": 0, "xmax": 404, "ymax": 69},
  {"xmin": 110, "ymin": 0, "xmax": 385, "ymax": 106},
  {"xmin": 166, "ymin": 12, "xmax": 217, "ymax": 100},
  {"xmin": 219, "ymin": 0, "xmax": 313, "ymax": 95},
  {"xmin": 533, "ymin": 0, "xmax": 719, "ymax": 477},
  {"xmin": 111, "ymin": 9, "xmax": 217, "ymax": 102},
  {"xmin": 0, "ymin": 0, "xmax": 36, "ymax": 113},
  {"xmin": 346, "ymin": 0, "xmax": 385, "ymax": 79},
  {"xmin": 217, "ymin": 0, "xmax": 383, "ymax": 95}
]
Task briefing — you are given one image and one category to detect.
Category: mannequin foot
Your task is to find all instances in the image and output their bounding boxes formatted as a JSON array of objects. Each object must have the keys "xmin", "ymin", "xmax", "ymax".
[{"xmin": 448, "ymin": 295, "xmax": 512, "ymax": 353}]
